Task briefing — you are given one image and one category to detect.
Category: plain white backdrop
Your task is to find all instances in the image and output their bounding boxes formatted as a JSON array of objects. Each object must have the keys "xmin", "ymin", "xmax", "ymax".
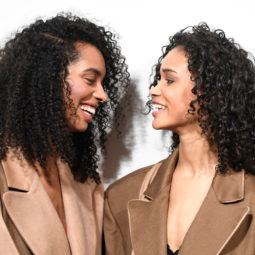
[{"xmin": 1, "ymin": 0, "xmax": 255, "ymax": 185}]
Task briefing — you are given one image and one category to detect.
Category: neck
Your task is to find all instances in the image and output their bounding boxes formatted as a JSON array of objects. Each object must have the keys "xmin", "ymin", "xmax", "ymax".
[
  {"xmin": 176, "ymin": 131, "xmax": 218, "ymax": 177},
  {"xmin": 36, "ymin": 156, "xmax": 60, "ymax": 184}
]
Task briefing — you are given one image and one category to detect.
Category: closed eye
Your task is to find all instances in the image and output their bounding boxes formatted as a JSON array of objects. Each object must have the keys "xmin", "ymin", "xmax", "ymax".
[
  {"xmin": 85, "ymin": 78, "xmax": 96, "ymax": 85},
  {"xmin": 165, "ymin": 79, "xmax": 174, "ymax": 85}
]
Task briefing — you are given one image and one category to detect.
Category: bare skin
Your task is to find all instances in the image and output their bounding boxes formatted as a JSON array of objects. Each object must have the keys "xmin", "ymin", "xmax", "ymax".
[{"xmin": 167, "ymin": 133, "xmax": 217, "ymax": 251}]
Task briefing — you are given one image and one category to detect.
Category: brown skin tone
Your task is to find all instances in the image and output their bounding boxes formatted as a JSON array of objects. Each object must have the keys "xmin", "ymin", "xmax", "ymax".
[
  {"xmin": 37, "ymin": 43, "xmax": 107, "ymax": 228},
  {"xmin": 65, "ymin": 42, "xmax": 107, "ymax": 132},
  {"xmin": 150, "ymin": 47, "xmax": 218, "ymax": 251}
]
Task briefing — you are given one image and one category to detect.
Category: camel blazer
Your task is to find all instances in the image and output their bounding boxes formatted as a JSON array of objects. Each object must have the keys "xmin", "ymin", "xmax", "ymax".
[
  {"xmin": 104, "ymin": 150, "xmax": 255, "ymax": 255},
  {"xmin": 0, "ymin": 152, "xmax": 103, "ymax": 255}
]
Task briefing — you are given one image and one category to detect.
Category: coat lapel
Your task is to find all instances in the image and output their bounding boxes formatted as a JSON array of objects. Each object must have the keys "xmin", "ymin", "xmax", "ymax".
[
  {"xmin": 128, "ymin": 150, "xmax": 178, "ymax": 255},
  {"xmin": 128, "ymin": 186, "xmax": 170, "ymax": 255},
  {"xmin": 0, "ymin": 164, "xmax": 20, "ymax": 255},
  {"xmin": 179, "ymin": 170, "xmax": 249, "ymax": 255},
  {"xmin": 1, "ymin": 154, "xmax": 71, "ymax": 255},
  {"xmin": 58, "ymin": 160, "xmax": 103, "ymax": 255},
  {"xmin": 128, "ymin": 148, "xmax": 250, "ymax": 255}
]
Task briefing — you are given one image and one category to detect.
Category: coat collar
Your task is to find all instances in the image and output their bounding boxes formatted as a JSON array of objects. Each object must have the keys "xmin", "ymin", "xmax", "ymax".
[
  {"xmin": 127, "ymin": 150, "xmax": 178, "ymax": 255},
  {"xmin": 143, "ymin": 148, "xmax": 245, "ymax": 204},
  {"xmin": 212, "ymin": 169, "xmax": 244, "ymax": 203},
  {"xmin": 1, "ymin": 150, "xmax": 35, "ymax": 192},
  {"xmin": 1, "ymin": 152, "xmax": 71, "ymax": 255},
  {"xmin": 128, "ymin": 149, "xmax": 248, "ymax": 255},
  {"xmin": 143, "ymin": 149, "xmax": 178, "ymax": 200},
  {"xmin": 58, "ymin": 160, "xmax": 103, "ymax": 255},
  {"xmin": 1, "ymin": 150, "xmax": 103, "ymax": 255}
]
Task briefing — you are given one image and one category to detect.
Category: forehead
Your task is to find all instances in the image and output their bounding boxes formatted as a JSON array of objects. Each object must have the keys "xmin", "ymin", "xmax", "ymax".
[
  {"xmin": 69, "ymin": 42, "xmax": 106, "ymax": 76},
  {"xmin": 161, "ymin": 47, "xmax": 188, "ymax": 71}
]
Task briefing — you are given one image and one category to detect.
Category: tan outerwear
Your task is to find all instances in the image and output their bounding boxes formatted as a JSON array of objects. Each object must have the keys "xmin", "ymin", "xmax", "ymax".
[
  {"xmin": 0, "ymin": 152, "xmax": 103, "ymax": 255},
  {"xmin": 104, "ymin": 150, "xmax": 255, "ymax": 255}
]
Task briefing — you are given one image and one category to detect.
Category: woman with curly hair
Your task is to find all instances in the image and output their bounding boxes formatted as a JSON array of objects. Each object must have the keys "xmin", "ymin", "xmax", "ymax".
[
  {"xmin": 0, "ymin": 13, "xmax": 129, "ymax": 254},
  {"xmin": 104, "ymin": 23, "xmax": 255, "ymax": 255}
]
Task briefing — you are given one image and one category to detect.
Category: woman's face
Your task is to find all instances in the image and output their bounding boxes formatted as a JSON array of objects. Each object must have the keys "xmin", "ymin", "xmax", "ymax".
[
  {"xmin": 65, "ymin": 42, "xmax": 107, "ymax": 132},
  {"xmin": 150, "ymin": 47, "xmax": 198, "ymax": 134}
]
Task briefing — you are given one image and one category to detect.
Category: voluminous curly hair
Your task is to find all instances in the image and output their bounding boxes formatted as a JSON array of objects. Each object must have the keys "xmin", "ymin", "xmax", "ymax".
[
  {"xmin": 150, "ymin": 22, "xmax": 255, "ymax": 174},
  {"xmin": 0, "ymin": 13, "xmax": 129, "ymax": 183}
]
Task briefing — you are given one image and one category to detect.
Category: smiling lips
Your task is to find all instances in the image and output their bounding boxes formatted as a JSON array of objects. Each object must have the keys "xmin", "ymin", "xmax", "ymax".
[
  {"xmin": 81, "ymin": 104, "xmax": 96, "ymax": 115},
  {"xmin": 80, "ymin": 104, "xmax": 96, "ymax": 123},
  {"xmin": 151, "ymin": 103, "xmax": 166, "ymax": 117},
  {"xmin": 151, "ymin": 103, "xmax": 166, "ymax": 111}
]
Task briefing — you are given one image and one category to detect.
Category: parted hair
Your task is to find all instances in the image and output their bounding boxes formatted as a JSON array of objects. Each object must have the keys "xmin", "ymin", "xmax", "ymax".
[{"xmin": 0, "ymin": 13, "xmax": 129, "ymax": 183}]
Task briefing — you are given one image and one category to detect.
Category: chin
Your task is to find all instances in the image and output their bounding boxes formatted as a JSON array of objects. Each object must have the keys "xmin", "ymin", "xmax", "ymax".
[
  {"xmin": 76, "ymin": 126, "xmax": 89, "ymax": 132},
  {"xmin": 152, "ymin": 122, "xmax": 162, "ymax": 130},
  {"xmin": 152, "ymin": 122, "xmax": 177, "ymax": 132},
  {"xmin": 68, "ymin": 123, "xmax": 89, "ymax": 132},
  {"xmin": 75, "ymin": 128, "xmax": 88, "ymax": 133}
]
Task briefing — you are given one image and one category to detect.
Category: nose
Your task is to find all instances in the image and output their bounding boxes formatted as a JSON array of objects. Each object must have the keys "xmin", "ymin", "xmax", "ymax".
[
  {"xmin": 93, "ymin": 83, "xmax": 108, "ymax": 102},
  {"xmin": 149, "ymin": 82, "xmax": 161, "ymax": 97}
]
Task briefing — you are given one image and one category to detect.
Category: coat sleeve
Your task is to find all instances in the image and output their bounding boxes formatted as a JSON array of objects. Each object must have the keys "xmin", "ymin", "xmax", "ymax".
[{"xmin": 103, "ymin": 194, "xmax": 125, "ymax": 255}]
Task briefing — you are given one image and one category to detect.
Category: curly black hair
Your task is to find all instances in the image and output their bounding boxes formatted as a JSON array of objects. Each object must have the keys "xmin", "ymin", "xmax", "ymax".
[
  {"xmin": 149, "ymin": 22, "xmax": 255, "ymax": 174},
  {"xmin": 0, "ymin": 13, "xmax": 129, "ymax": 183}
]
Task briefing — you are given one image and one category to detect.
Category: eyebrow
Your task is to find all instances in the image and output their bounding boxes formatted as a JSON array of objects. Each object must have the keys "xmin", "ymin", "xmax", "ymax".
[
  {"xmin": 161, "ymin": 68, "xmax": 177, "ymax": 74},
  {"xmin": 82, "ymin": 68, "xmax": 102, "ymax": 76}
]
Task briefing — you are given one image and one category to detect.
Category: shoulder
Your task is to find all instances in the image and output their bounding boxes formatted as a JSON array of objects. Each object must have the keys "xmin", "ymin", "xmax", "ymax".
[
  {"xmin": 105, "ymin": 160, "xmax": 164, "ymax": 206},
  {"xmin": 106, "ymin": 164, "xmax": 153, "ymax": 198}
]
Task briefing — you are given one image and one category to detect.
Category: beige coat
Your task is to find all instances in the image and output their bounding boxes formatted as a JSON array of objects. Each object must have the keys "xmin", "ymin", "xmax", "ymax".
[
  {"xmin": 0, "ymin": 152, "xmax": 103, "ymax": 255},
  {"xmin": 104, "ymin": 150, "xmax": 255, "ymax": 255}
]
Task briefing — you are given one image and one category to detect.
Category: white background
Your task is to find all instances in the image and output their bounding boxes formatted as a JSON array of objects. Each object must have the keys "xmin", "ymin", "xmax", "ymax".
[{"xmin": 1, "ymin": 0, "xmax": 255, "ymax": 185}]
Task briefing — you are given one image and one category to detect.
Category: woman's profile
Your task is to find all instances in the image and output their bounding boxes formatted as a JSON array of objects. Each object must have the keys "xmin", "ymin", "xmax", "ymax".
[
  {"xmin": 0, "ymin": 13, "xmax": 129, "ymax": 254},
  {"xmin": 104, "ymin": 23, "xmax": 255, "ymax": 255}
]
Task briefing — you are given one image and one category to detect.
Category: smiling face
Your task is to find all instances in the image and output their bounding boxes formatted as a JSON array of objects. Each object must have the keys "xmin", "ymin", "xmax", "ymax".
[
  {"xmin": 65, "ymin": 43, "xmax": 107, "ymax": 132},
  {"xmin": 150, "ymin": 47, "xmax": 199, "ymax": 134}
]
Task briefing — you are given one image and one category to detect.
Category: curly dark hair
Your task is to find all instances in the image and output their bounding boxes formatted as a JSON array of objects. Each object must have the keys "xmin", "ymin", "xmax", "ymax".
[
  {"xmin": 0, "ymin": 13, "xmax": 129, "ymax": 183},
  {"xmin": 149, "ymin": 22, "xmax": 255, "ymax": 174}
]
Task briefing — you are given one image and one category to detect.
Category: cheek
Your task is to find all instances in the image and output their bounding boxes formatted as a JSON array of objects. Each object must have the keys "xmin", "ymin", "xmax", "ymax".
[
  {"xmin": 69, "ymin": 83, "xmax": 86, "ymax": 103},
  {"xmin": 164, "ymin": 90, "xmax": 189, "ymax": 108},
  {"xmin": 182, "ymin": 93, "xmax": 193, "ymax": 109},
  {"xmin": 69, "ymin": 86, "xmax": 80, "ymax": 102},
  {"xmin": 165, "ymin": 90, "xmax": 194, "ymax": 115},
  {"xmin": 181, "ymin": 85, "xmax": 196, "ymax": 106}
]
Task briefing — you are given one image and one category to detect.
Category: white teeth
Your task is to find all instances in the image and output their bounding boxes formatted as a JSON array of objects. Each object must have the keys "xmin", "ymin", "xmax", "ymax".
[
  {"xmin": 80, "ymin": 105, "xmax": 96, "ymax": 115},
  {"xmin": 151, "ymin": 103, "xmax": 166, "ymax": 111}
]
